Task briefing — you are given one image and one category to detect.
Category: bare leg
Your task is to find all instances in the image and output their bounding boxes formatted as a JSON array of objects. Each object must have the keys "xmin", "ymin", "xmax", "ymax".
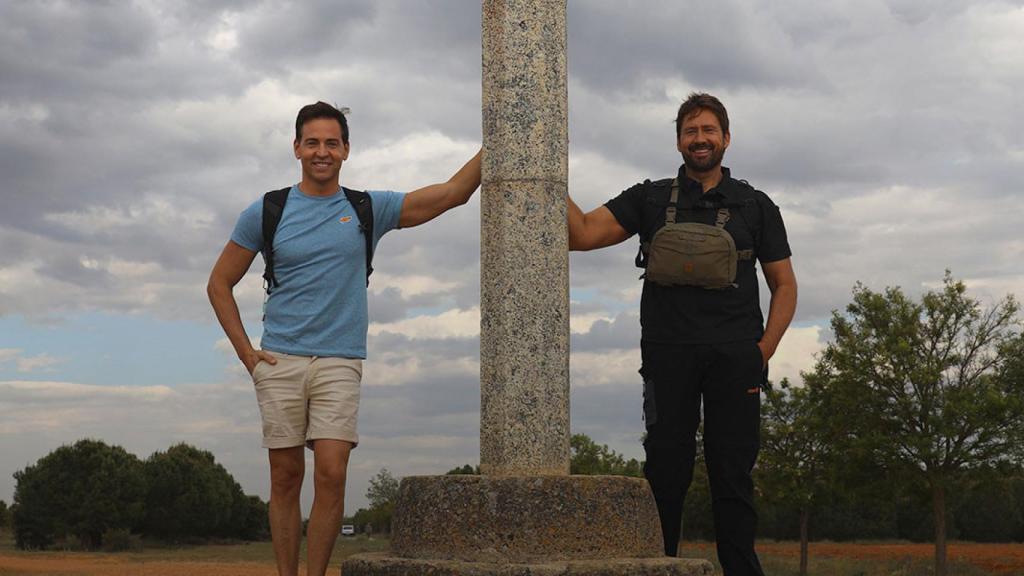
[
  {"xmin": 306, "ymin": 439, "xmax": 352, "ymax": 576},
  {"xmin": 268, "ymin": 447, "xmax": 305, "ymax": 576}
]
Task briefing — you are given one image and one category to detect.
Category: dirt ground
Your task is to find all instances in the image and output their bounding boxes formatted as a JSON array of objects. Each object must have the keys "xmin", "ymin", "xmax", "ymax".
[
  {"xmin": 687, "ymin": 541, "xmax": 1024, "ymax": 574},
  {"xmin": 0, "ymin": 553, "xmax": 278, "ymax": 576},
  {"xmin": 3, "ymin": 542, "xmax": 1024, "ymax": 575}
]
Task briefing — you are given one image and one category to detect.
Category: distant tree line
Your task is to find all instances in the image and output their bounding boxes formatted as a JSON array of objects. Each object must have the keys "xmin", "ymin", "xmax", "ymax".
[{"xmin": 9, "ymin": 440, "xmax": 268, "ymax": 550}]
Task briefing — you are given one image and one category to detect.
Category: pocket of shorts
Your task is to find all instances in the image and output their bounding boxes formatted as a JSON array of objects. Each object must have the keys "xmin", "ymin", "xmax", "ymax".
[{"xmin": 251, "ymin": 353, "xmax": 275, "ymax": 383}]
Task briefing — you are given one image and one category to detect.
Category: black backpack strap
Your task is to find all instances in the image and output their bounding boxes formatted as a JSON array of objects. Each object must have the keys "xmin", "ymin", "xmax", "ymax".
[
  {"xmin": 636, "ymin": 178, "xmax": 679, "ymax": 270},
  {"xmin": 343, "ymin": 187, "xmax": 375, "ymax": 285},
  {"xmin": 261, "ymin": 187, "xmax": 291, "ymax": 294}
]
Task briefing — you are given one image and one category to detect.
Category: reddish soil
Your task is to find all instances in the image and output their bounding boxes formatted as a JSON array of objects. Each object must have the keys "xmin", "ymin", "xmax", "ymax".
[
  {"xmin": 686, "ymin": 541, "xmax": 1024, "ymax": 574},
  {"xmin": 0, "ymin": 553, "xmax": 278, "ymax": 576},
  {"xmin": 3, "ymin": 542, "xmax": 1024, "ymax": 575}
]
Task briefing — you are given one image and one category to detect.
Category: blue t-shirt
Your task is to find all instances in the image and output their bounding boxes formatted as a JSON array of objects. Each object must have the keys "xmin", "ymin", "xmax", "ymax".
[{"xmin": 231, "ymin": 185, "xmax": 405, "ymax": 358}]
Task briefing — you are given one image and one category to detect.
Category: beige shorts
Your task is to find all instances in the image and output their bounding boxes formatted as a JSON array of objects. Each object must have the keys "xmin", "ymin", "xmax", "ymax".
[{"xmin": 250, "ymin": 351, "xmax": 362, "ymax": 450}]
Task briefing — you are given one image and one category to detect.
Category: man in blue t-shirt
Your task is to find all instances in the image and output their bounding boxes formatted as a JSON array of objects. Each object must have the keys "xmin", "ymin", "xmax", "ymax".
[{"xmin": 208, "ymin": 101, "xmax": 480, "ymax": 576}]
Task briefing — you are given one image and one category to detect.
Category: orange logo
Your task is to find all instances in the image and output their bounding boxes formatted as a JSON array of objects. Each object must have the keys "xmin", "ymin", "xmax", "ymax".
[{"xmin": 339, "ymin": 216, "xmax": 352, "ymax": 223}]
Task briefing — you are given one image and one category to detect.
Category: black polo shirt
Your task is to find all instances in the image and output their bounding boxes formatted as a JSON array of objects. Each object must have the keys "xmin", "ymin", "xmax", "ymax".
[{"xmin": 605, "ymin": 165, "xmax": 791, "ymax": 344}]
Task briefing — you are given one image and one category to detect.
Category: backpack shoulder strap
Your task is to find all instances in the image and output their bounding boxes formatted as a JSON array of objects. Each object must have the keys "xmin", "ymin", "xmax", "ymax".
[
  {"xmin": 261, "ymin": 187, "xmax": 291, "ymax": 294},
  {"xmin": 635, "ymin": 178, "xmax": 677, "ymax": 270},
  {"xmin": 343, "ymin": 187, "xmax": 375, "ymax": 285}
]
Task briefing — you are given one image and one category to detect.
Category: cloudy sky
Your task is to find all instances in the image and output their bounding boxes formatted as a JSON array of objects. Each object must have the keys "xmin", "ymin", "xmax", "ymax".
[{"xmin": 1, "ymin": 0, "xmax": 1022, "ymax": 514}]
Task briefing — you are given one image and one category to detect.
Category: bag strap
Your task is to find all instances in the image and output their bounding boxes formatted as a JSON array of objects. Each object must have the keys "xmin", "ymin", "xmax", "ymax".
[
  {"xmin": 665, "ymin": 178, "xmax": 680, "ymax": 225},
  {"xmin": 343, "ymin": 187, "xmax": 375, "ymax": 285},
  {"xmin": 261, "ymin": 187, "xmax": 291, "ymax": 294}
]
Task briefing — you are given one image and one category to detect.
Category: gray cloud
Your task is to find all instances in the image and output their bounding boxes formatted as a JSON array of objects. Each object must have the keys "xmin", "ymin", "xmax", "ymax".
[{"xmin": 2, "ymin": 0, "xmax": 1022, "ymax": 512}]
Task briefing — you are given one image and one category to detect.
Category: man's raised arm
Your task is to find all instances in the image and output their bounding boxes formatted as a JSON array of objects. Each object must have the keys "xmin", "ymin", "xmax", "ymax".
[
  {"xmin": 398, "ymin": 150, "xmax": 482, "ymax": 228},
  {"xmin": 568, "ymin": 195, "xmax": 631, "ymax": 251}
]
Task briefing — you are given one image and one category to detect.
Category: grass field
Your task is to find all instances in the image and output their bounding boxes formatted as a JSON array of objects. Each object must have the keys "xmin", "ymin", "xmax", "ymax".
[{"xmin": 2, "ymin": 532, "xmax": 1023, "ymax": 575}]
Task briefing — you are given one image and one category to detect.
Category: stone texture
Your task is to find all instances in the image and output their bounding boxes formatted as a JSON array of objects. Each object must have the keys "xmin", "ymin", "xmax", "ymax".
[
  {"xmin": 480, "ymin": 180, "xmax": 569, "ymax": 476},
  {"xmin": 390, "ymin": 476, "xmax": 661, "ymax": 563},
  {"xmin": 343, "ymin": 554, "xmax": 713, "ymax": 576},
  {"xmin": 480, "ymin": 0, "xmax": 570, "ymax": 477},
  {"xmin": 482, "ymin": 0, "xmax": 567, "ymax": 182}
]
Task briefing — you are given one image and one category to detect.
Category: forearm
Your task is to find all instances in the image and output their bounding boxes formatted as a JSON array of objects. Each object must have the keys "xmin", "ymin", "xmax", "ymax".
[
  {"xmin": 207, "ymin": 281, "xmax": 256, "ymax": 361},
  {"xmin": 399, "ymin": 150, "xmax": 481, "ymax": 228},
  {"xmin": 567, "ymin": 194, "xmax": 587, "ymax": 251},
  {"xmin": 443, "ymin": 149, "xmax": 482, "ymax": 208},
  {"xmin": 760, "ymin": 282, "xmax": 797, "ymax": 356}
]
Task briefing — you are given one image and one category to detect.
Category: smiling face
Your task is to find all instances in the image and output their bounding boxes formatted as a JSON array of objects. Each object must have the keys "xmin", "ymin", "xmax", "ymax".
[
  {"xmin": 294, "ymin": 117, "xmax": 349, "ymax": 194},
  {"xmin": 677, "ymin": 108, "xmax": 730, "ymax": 175}
]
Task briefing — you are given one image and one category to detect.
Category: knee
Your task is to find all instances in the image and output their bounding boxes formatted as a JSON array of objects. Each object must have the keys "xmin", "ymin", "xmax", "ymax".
[
  {"xmin": 315, "ymin": 461, "xmax": 348, "ymax": 490},
  {"xmin": 705, "ymin": 445, "xmax": 757, "ymax": 496},
  {"xmin": 270, "ymin": 462, "xmax": 304, "ymax": 498}
]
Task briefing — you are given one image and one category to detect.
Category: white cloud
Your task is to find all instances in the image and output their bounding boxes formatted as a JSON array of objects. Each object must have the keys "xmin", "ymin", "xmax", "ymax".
[
  {"xmin": 368, "ymin": 306, "xmax": 480, "ymax": 339},
  {"xmin": 569, "ymin": 311, "xmax": 615, "ymax": 334},
  {"xmin": 15, "ymin": 354, "xmax": 64, "ymax": 373},
  {"xmin": 770, "ymin": 325, "xmax": 826, "ymax": 386},
  {"xmin": 0, "ymin": 350, "xmax": 67, "ymax": 373},
  {"xmin": 0, "ymin": 380, "xmax": 173, "ymax": 403},
  {"xmin": 370, "ymin": 272, "xmax": 459, "ymax": 298},
  {"xmin": 570, "ymin": 348, "xmax": 642, "ymax": 388}
]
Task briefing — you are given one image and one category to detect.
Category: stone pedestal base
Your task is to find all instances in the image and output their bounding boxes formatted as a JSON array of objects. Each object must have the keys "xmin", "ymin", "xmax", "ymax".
[
  {"xmin": 339, "ymin": 475, "xmax": 713, "ymax": 575},
  {"xmin": 343, "ymin": 553, "xmax": 713, "ymax": 575}
]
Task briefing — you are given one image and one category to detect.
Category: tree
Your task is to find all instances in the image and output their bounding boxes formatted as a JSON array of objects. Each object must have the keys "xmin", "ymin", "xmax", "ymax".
[
  {"xmin": 808, "ymin": 272, "xmax": 1024, "ymax": 576},
  {"xmin": 446, "ymin": 464, "xmax": 480, "ymax": 475},
  {"xmin": 759, "ymin": 379, "xmax": 833, "ymax": 576},
  {"xmin": 12, "ymin": 439, "xmax": 145, "ymax": 549},
  {"xmin": 142, "ymin": 443, "xmax": 245, "ymax": 541},
  {"xmin": 570, "ymin": 434, "xmax": 642, "ymax": 477},
  {"xmin": 367, "ymin": 467, "xmax": 400, "ymax": 510},
  {"xmin": 0, "ymin": 499, "xmax": 9, "ymax": 533},
  {"xmin": 365, "ymin": 468, "xmax": 401, "ymax": 534}
]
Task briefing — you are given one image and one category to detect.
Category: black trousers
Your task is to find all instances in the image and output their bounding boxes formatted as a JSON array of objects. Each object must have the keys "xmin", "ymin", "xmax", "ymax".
[{"xmin": 641, "ymin": 340, "xmax": 765, "ymax": 576}]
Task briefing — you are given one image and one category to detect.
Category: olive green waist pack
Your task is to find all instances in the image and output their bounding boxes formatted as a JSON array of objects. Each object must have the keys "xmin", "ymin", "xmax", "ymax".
[{"xmin": 639, "ymin": 179, "xmax": 753, "ymax": 289}]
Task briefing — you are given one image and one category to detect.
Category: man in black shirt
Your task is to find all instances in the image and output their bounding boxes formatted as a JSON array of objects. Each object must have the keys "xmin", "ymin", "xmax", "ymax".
[{"xmin": 568, "ymin": 93, "xmax": 797, "ymax": 576}]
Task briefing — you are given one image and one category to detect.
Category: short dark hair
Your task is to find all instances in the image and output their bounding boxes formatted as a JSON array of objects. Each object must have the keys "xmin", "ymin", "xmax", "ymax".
[
  {"xmin": 675, "ymin": 92, "xmax": 729, "ymax": 137},
  {"xmin": 295, "ymin": 101, "xmax": 349, "ymax": 144}
]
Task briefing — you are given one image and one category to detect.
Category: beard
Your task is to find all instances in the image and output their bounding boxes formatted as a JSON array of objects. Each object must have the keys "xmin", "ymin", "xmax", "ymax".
[{"xmin": 682, "ymin": 143, "xmax": 725, "ymax": 173}]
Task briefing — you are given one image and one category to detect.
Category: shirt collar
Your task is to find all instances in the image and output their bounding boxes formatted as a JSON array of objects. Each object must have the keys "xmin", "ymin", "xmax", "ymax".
[{"xmin": 677, "ymin": 164, "xmax": 739, "ymax": 202}]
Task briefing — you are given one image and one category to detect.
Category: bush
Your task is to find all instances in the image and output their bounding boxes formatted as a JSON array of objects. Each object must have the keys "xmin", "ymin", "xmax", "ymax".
[
  {"xmin": 142, "ymin": 443, "xmax": 246, "ymax": 541},
  {"xmin": 101, "ymin": 528, "xmax": 141, "ymax": 552},
  {"xmin": 12, "ymin": 439, "xmax": 145, "ymax": 550}
]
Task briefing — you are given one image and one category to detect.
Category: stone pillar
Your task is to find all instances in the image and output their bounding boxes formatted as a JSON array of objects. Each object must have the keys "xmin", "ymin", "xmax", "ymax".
[
  {"xmin": 480, "ymin": 0, "xmax": 569, "ymax": 476},
  {"xmin": 342, "ymin": 3, "xmax": 712, "ymax": 573}
]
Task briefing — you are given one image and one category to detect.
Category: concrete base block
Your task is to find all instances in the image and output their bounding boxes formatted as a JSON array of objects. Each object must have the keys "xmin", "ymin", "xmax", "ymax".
[
  {"xmin": 342, "ymin": 553, "xmax": 714, "ymax": 576},
  {"xmin": 388, "ymin": 475, "xmax": 664, "ymax": 563}
]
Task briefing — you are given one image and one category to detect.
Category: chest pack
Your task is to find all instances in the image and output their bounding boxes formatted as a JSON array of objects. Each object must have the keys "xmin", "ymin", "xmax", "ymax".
[
  {"xmin": 261, "ymin": 186, "xmax": 375, "ymax": 294},
  {"xmin": 638, "ymin": 179, "xmax": 753, "ymax": 289}
]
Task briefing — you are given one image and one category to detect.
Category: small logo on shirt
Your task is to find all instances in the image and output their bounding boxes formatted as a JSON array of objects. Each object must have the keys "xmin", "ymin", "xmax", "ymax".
[{"xmin": 339, "ymin": 216, "xmax": 352, "ymax": 223}]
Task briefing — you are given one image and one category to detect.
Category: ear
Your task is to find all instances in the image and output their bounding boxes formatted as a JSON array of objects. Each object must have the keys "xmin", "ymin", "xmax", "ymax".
[
  {"xmin": 293, "ymin": 139, "xmax": 300, "ymax": 159},
  {"xmin": 723, "ymin": 131, "xmax": 731, "ymax": 150},
  {"xmin": 341, "ymin": 141, "xmax": 350, "ymax": 161}
]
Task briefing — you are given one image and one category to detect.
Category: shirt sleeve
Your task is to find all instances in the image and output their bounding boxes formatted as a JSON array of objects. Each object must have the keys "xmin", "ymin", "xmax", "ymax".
[
  {"xmin": 368, "ymin": 190, "xmax": 406, "ymax": 245},
  {"xmin": 755, "ymin": 192, "xmax": 792, "ymax": 263},
  {"xmin": 602, "ymin": 182, "xmax": 646, "ymax": 235},
  {"xmin": 229, "ymin": 199, "xmax": 263, "ymax": 252}
]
